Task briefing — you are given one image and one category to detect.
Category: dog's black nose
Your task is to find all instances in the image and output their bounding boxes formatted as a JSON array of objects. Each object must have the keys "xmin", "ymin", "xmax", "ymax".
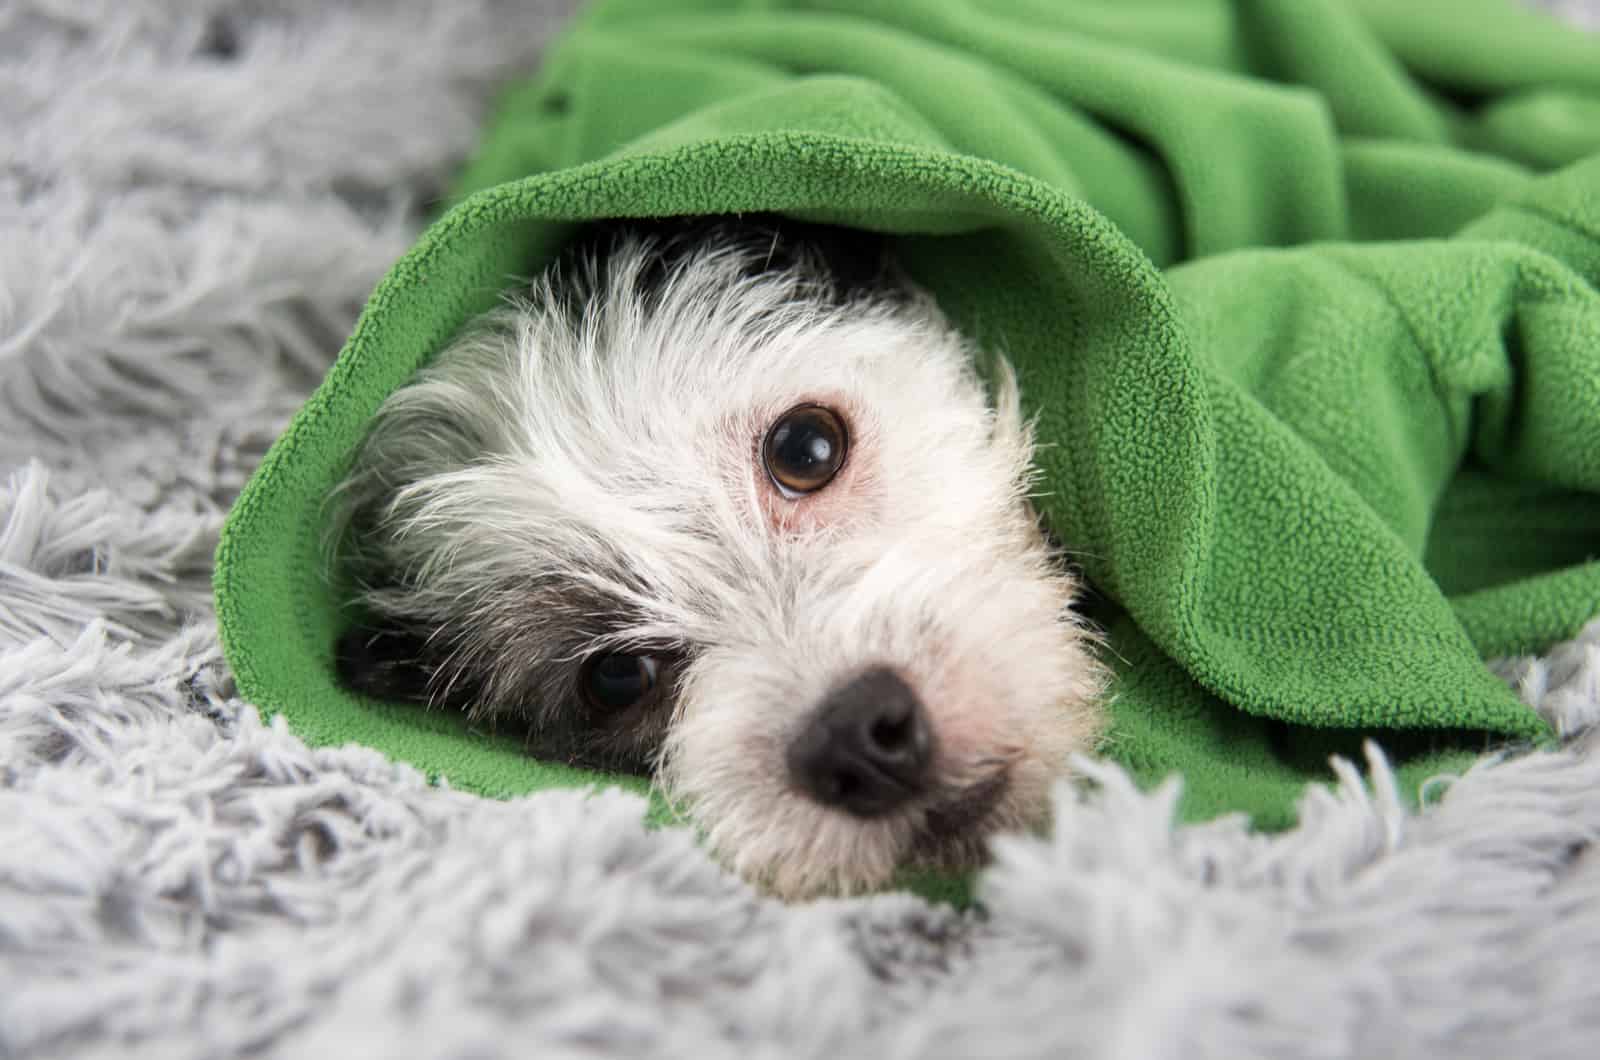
[{"xmin": 786, "ymin": 666, "xmax": 933, "ymax": 817}]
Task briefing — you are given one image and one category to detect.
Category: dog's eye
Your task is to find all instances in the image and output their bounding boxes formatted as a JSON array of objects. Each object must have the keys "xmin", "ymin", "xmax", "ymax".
[
  {"xmin": 763, "ymin": 404, "xmax": 848, "ymax": 495},
  {"xmin": 581, "ymin": 652, "xmax": 660, "ymax": 712}
]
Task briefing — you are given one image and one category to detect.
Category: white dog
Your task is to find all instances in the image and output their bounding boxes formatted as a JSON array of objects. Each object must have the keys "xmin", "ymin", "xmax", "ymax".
[{"xmin": 330, "ymin": 217, "xmax": 1108, "ymax": 897}]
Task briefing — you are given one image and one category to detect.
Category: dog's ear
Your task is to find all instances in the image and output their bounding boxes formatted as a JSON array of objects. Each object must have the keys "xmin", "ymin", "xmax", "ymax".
[{"xmin": 334, "ymin": 620, "xmax": 439, "ymax": 704}]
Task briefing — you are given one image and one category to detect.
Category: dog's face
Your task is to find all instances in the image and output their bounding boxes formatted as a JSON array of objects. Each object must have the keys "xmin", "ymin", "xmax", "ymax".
[{"xmin": 333, "ymin": 222, "xmax": 1106, "ymax": 897}]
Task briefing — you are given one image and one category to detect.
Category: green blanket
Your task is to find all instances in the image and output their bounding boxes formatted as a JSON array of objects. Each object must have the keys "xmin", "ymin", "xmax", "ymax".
[{"xmin": 214, "ymin": 0, "xmax": 1600, "ymax": 865}]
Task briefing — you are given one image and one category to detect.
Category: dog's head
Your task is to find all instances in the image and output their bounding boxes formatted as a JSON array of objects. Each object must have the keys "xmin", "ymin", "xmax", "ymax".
[{"xmin": 331, "ymin": 220, "xmax": 1106, "ymax": 897}]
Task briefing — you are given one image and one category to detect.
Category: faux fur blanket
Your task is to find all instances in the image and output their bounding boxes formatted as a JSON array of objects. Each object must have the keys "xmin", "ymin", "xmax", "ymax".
[{"xmin": 3, "ymin": 2, "xmax": 1600, "ymax": 1058}]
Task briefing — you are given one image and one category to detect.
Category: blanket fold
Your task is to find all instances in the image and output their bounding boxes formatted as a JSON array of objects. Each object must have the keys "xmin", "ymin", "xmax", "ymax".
[{"xmin": 216, "ymin": 0, "xmax": 1600, "ymax": 842}]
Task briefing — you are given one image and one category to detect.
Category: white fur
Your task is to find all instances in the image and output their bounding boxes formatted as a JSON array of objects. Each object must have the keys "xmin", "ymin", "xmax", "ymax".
[{"xmin": 335, "ymin": 232, "xmax": 1109, "ymax": 896}]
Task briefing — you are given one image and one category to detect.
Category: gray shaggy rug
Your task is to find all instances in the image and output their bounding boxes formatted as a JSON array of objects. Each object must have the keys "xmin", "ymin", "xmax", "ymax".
[{"xmin": 3, "ymin": 2, "xmax": 1600, "ymax": 1057}]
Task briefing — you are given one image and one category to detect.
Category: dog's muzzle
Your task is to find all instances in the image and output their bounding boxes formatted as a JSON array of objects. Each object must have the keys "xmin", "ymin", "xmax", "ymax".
[{"xmin": 785, "ymin": 665, "xmax": 933, "ymax": 816}]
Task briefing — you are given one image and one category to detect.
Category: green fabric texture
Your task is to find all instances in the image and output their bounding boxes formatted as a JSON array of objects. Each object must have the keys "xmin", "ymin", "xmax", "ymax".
[{"xmin": 215, "ymin": 0, "xmax": 1600, "ymax": 872}]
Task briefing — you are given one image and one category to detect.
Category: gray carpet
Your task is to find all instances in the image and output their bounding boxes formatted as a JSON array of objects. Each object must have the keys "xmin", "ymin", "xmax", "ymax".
[{"xmin": 3, "ymin": 2, "xmax": 1600, "ymax": 1057}]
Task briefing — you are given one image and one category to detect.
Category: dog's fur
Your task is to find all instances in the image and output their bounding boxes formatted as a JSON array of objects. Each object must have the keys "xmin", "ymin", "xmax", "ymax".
[{"xmin": 329, "ymin": 218, "xmax": 1108, "ymax": 897}]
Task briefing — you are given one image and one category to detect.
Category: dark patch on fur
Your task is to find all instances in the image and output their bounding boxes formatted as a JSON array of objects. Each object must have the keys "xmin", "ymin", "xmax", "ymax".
[
  {"xmin": 198, "ymin": 15, "xmax": 240, "ymax": 60},
  {"xmin": 567, "ymin": 213, "xmax": 898, "ymax": 305},
  {"xmin": 333, "ymin": 574, "xmax": 675, "ymax": 776},
  {"xmin": 334, "ymin": 621, "xmax": 450, "ymax": 705}
]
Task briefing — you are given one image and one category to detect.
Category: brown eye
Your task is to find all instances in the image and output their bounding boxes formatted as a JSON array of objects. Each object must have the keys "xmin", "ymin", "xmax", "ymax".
[
  {"xmin": 581, "ymin": 653, "xmax": 660, "ymax": 713},
  {"xmin": 763, "ymin": 404, "xmax": 848, "ymax": 495}
]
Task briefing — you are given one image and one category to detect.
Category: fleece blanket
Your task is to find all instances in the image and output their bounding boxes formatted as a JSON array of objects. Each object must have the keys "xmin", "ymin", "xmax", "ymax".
[
  {"xmin": 6, "ymin": 2, "xmax": 1600, "ymax": 1057},
  {"xmin": 216, "ymin": 0, "xmax": 1600, "ymax": 836}
]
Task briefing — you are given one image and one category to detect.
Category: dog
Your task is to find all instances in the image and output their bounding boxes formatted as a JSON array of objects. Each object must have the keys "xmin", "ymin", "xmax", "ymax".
[{"xmin": 329, "ymin": 216, "xmax": 1109, "ymax": 897}]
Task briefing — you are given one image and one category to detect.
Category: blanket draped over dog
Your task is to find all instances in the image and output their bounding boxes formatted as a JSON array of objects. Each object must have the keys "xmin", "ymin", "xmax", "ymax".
[{"xmin": 215, "ymin": 0, "xmax": 1600, "ymax": 854}]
